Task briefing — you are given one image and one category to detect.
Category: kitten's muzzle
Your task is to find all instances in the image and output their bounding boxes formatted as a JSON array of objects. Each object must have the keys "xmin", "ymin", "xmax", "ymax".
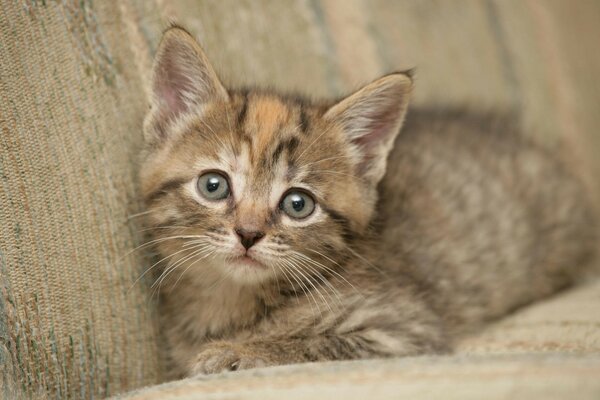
[{"xmin": 235, "ymin": 228, "xmax": 265, "ymax": 250}]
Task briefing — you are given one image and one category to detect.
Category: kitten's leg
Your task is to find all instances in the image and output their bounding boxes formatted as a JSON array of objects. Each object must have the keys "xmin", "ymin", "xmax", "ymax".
[{"xmin": 190, "ymin": 290, "xmax": 448, "ymax": 375}]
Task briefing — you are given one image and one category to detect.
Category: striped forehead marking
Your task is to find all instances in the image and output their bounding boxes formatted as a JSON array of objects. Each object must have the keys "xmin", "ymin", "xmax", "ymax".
[{"xmin": 246, "ymin": 96, "xmax": 291, "ymax": 155}]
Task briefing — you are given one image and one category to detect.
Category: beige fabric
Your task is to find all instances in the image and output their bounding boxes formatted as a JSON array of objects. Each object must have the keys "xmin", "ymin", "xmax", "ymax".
[
  {"xmin": 0, "ymin": 2, "xmax": 164, "ymax": 398},
  {"xmin": 1, "ymin": 1, "xmax": 599, "ymax": 399},
  {"xmin": 118, "ymin": 355, "xmax": 600, "ymax": 400},
  {"xmin": 457, "ymin": 279, "xmax": 600, "ymax": 354}
]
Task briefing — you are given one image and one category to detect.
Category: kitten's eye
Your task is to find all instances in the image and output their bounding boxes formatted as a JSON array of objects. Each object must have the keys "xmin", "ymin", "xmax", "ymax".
[
  {"xmin": 197, "ymin": 172, "xmax": 230, "ymax": 200},
  {"xmin": 280, "ymin": 191, "xmax": 315, "ymax": 219}
]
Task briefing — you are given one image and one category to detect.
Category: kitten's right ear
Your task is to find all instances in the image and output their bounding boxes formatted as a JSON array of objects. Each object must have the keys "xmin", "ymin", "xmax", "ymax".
[{"xmin": 145, "ymin": 27, "xmax": 228, "ymax": 143}]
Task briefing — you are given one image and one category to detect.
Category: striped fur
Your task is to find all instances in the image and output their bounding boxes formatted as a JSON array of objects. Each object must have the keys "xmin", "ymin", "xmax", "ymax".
[{"xmin": 140, "ymin": 27, "xmax": 597, "ymax": 378}]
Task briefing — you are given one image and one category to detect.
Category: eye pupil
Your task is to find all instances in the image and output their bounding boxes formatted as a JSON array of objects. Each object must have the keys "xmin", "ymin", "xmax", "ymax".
[
  {"xmin": 291, "ymin": 196, "xmax": 305, "ymax": 211},
  {"xmin": 206, "ymin": 177, "xmax": 220, "ymax": 192}
]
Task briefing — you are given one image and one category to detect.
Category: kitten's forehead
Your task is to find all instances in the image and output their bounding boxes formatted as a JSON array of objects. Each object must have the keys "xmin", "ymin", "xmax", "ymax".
[
  {"xmin": 228, "ymin": 94, "xmax": 307, "ymax": 181},
  {"xmin": 228, "ymin": 99, "xmax": 296, "ymax": 207},
  {"xmin": 236, "ymin": 93, "xmax": 308, "ymax": 169},
  {"xmin": 198, "ymin": 92, "xmax": 342, "ymax": 209},
  {"xmin": 244, "ymin": 95, "xmax": 293, "ymax": 154}
]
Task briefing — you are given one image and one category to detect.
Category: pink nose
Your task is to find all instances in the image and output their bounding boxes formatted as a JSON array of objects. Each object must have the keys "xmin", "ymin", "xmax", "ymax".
[{"xmin": 235, "ymin": 228, "xmax": 265, "ymax": 250}]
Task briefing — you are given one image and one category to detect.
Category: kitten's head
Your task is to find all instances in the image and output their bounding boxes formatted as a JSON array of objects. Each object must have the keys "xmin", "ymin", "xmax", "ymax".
[{"xmin": 141, "ymin": 27, "xmax": 412, "ymax": 285}]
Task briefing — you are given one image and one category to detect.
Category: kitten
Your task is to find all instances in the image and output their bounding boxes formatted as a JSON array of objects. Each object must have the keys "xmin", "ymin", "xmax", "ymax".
[{"xmin": 140, "ymin": 27, "xmax": 597, "ymax": 378}]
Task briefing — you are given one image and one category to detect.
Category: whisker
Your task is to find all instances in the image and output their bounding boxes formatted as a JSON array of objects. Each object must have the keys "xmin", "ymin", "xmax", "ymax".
[
  {"xmin": 273, "ymin": 260, "xmax": 301, "ymax": 306},
  {"xmin": 155, "ymin": 244, "xmax": 209, "ymax": 285},
  {"xmin": 126, "ymin": 206, "xmax": 171, "ymax": 220},
  {"xmin": 181, "ymin": 235, "xmax": 218, "ymax": 245},
  {"xmin": 119, "ymin": 235, "xmax": 206, "ymax": 262},
  {"xmin": 199, "ymin": 119, "xmax": 236, "ymax": 163},
  {"xmin": 127, "ymin": 244, "xmax": 199, "ymax": 293},
  {"xmin": 151, "ymin": 245, "xmax": 213, "ymax": 301},
  {"xmin": 307, "ymin": 248, "xmax": 341, "ymax": 267},
  {"xmin": 271, "ymin": 264, "xmax": 282, "ymax": 296},
  {"xmin": 223, "ymin": 105, "xmax": 238, "ymax": 155},
  {"xmin": 290, "ymin": 250, "xmax": 363, "ymax": 298},
  {"xmin": 280, "ymin": 259, "xmax": 322, "ymax": 318},
  {"xmin": 136, "ymin": 225, "xmax": 189, "ymax": 233},
  {"xmin": 342, "ymin": 245, "xmax": 389, "ymax": 278},
  {"xmin": 152, "ymin": 245, "xmax": 212, "ymax": 289},
  {"xmin": 172, "ymin": 248, "xmax": 217, "ymax": 289},
  {"xmin": 196, "ymin": 118, "xmax": 219, "ymax": 139},
  {"xmin": 297, "ymin": 122, "xmax": 336, "ymax": 162},
  {"xmin": 284, "ymin": 256, "xmax": 333, "ymax": 315},
  {"xmin": 313, "ymin": 170, "xmax": 361, "ymax": 179},
  {"xmin": 289, "ymin": 254, "xmax": 345, "ymax": 306},
  {"xmin": 303, "ymin": 154, "xmax": 355, "ymax": 168},
  {"xmin": 282, "ymin": 261, "xmax": 318, "ymax": 317},
  {"xmin": 287, "ymin": 255, "xmax": 344, "ymax": 310}
]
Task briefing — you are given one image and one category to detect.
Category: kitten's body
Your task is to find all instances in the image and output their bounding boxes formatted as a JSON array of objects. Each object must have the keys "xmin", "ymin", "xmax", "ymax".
[
  {"xmin": 141, "ymin": 28, "xmax": 597, "ymax": 378},
  {"xmin": 381, "ymin": 109, "xmax": 596, "ymax": 334}
]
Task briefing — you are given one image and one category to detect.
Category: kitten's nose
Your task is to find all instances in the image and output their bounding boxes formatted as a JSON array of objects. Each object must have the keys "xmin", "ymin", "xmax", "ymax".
[{"xmin": 235, "ymin": 228, "xmax": 265, "ymax": 250}]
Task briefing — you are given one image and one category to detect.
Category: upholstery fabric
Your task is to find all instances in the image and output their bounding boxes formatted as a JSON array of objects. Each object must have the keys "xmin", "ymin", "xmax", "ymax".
[
  {"xmin": 457, "ymin": 279, "xmax": 600, "ymax": 355},
  {"xmin": 0, "ymin": 1, "xmax": 164, "ymax": 398},
  {"xmin": 117, "ymin": 355, "xmax": 600, "ymax": 400},
  {"xmin": 1, "ymin": 1, "xmax": 599, "ymax": 399}
]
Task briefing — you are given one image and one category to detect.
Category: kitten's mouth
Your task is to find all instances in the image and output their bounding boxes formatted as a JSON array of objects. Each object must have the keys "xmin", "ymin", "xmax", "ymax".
[{"xmin": 233, "ymin": 255, "xmax": 265, "ymax": 269}]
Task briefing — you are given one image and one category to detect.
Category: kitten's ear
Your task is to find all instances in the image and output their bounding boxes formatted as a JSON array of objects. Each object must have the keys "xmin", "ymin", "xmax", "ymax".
[
  {"xmin": 324, "ymin": 73, "xmax": 413, "ymax": 183},
  {"xmin": 145, "ymin": 26, "xmax": 228, "ymax": 142}
]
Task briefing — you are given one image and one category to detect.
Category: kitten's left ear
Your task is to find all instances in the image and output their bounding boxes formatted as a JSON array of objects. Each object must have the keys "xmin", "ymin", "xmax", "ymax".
[
  {"xmin": 145, "ymin": 26, "xmax": 229, "ymax": 143},
  {"xmin": 324, "ymin": 72, "xmax": 413, "ymax": 183}
]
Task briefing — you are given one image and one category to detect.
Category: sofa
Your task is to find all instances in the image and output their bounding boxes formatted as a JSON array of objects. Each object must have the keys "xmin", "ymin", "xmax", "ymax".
[{"xmin": 1, "ymin": 1, "xmax": 599, "ymax": 399}]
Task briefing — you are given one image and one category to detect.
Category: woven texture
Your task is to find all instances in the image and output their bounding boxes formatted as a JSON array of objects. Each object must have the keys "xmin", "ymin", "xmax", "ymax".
[
  {"xmin": 117, "ymin": 355, "xmax": 600, "ymax": 400},
  {"xmin": 0, "ymin": 1, "xmax": 164, "ymax": 398},
  {"xmin": 457, "ymin": 279, "xmax": 600, "ymax": 354},
  {"xmin": 1, "ymin": 1, "xmax": 599, "ymax": 399}
]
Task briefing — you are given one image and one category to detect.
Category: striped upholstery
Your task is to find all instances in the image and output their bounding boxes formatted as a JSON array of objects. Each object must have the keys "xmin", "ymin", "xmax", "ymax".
[{"xmin": 1, "ymin": 1, "xmax": 599, "ymax": 398}]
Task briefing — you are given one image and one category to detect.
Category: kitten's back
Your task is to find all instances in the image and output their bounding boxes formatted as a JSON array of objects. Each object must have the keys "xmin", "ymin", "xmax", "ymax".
[{"xmin": 378, "ymin": 108, "xmax": 598, "ymax": 334}]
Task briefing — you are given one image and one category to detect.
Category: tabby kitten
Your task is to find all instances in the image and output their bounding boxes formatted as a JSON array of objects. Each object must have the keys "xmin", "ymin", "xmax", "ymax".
[{"xmin": 140, "ymin": 27, "xmax": 597, "ymax": 378}]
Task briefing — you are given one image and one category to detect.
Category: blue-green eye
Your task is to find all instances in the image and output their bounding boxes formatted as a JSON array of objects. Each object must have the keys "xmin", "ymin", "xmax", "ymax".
[
  {"xmin": 280, "ymin": 191, "xmax": 315, "ymax": 219},
  {"xmin": 197, "ymin": 172, "xmax": 230, "ymax": 200}
]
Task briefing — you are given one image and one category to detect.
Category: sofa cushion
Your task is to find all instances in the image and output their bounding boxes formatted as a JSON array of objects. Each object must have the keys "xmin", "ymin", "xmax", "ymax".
[
  {"xmin": 117, "ymin": 354, "xmax": 600, "ymax": 400},
  {"xmin": 457, "ymin": 279, "xmax": 600, "ymax": 354}
]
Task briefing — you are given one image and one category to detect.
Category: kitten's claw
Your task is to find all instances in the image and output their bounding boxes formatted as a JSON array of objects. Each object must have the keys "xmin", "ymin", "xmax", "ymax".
[{"xmin": 190, "ymin": 342, "xmax": 268, "ymax": 375}]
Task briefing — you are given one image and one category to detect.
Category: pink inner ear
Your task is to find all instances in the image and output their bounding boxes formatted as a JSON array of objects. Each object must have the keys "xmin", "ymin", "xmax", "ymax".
[
  {"xmin": 154, "ymin": 49, "xmax": 195, "ymax": 119},
  {"xmin": 351, "ymin": 105, "xmax": 400, "ymax": 150},
  {"xmin": 353, "ymin": 122, "xmax": 389, "ymax": 149},
  {"xmin": 158, "ymin": 85, "xmax": 183, "ymax": 116},
  {"xmin": 158, "ymin": 83, "xmax": 188, "ymax": 120},
  {"xmin": 348, "ymin": 101, "xmax": 404, "ymax": 177},
  {"xmin": 152, "ymin": 67, "xmax": 195, "ymax": 138}
]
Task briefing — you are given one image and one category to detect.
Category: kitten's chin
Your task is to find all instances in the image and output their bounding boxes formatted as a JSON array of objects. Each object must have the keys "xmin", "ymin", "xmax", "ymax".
[
  {"xmin": 232, "ymin": 255, "xmax": 264, "ymax": 269},
  {"xmin": 219, "ymin": 256, "xmax": 274, "ymax": 286}
]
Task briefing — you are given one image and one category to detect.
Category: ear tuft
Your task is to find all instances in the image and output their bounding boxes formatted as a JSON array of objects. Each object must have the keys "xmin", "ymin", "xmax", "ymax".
[
  {"xmin": 145, "ymin": 27, "xmax": 228, "ymax": 143},
  {"xmin": 324, "ymin": 72, "xmax": 413, "ymax": 182}
]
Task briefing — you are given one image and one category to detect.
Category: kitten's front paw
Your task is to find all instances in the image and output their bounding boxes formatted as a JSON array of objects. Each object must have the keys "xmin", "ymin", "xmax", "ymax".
[{"xmin": 190, "ymin": 342, "xmax": 268, "ymax": 375}]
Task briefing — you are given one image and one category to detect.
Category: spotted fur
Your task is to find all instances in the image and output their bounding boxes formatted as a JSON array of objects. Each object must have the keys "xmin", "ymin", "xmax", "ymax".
[{"xmin": 140, "ymin": 27, "xmax": 597, "ymax": 378}]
